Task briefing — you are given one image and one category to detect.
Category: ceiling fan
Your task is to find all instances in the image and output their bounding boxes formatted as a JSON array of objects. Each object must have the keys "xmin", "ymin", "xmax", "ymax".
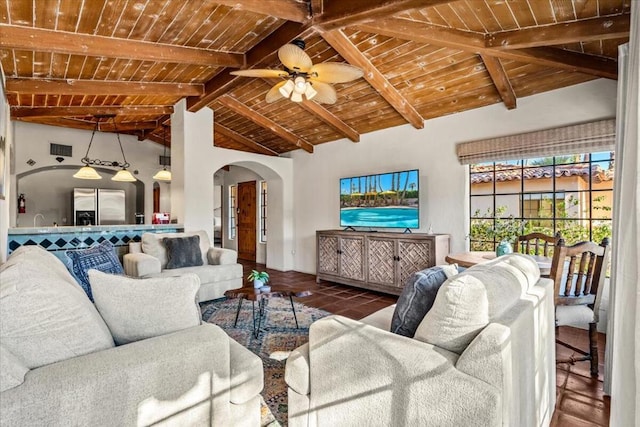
[{"xmin": 230, "ymin": 39, "xmax": 363, "ymax": 104}]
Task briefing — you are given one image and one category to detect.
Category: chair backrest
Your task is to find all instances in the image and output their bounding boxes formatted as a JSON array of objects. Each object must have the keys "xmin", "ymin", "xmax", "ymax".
[
  {"xmin": 549, "ymin": 237, "xmax": 610, "ymax": 306},
  {"xmin": 515, "ymin": 232, "xmax": 561, "ymax": 257}
]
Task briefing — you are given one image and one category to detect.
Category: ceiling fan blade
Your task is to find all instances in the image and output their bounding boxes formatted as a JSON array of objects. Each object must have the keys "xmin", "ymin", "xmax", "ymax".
[
  {"xmin": 278, "ymin": 43, "xmax": 313, "ymax": 73},
  {"xmin": 230, "ymin": 69, "xmax": 288, "ymax": 78},
  {"xmin": 266, "ymin": 81, "xmax": 287, "ymax": 103},
  {"xmin": 310, "ymin": 63, "xmax": 364, "ymax": 83},
  {"xmin": 308, "ymin": 81, "xmax": 337, "ymax": 104}
]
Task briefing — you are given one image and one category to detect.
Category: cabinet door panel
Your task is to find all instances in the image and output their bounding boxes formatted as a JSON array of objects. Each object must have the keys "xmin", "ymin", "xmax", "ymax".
[
  {"xmin": 318, "ymin": 235, "xmax": 339, "ymax": 275},
  {"xmin": 398, "ymin": 240, "xmax": 433, "ymax": 287},
  {"xmin": 367, "ymin": 238, "xmax": 395, "ymax": 286},
  {"xmin": 340, "ymin": 237, "xmax": 365, "ymax": 281}
]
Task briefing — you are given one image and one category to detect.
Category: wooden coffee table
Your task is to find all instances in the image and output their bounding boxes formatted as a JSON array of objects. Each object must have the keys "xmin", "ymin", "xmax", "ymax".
[{"xmin": 224, "ymin": 285, "xmax": 312, "ymax": 338}]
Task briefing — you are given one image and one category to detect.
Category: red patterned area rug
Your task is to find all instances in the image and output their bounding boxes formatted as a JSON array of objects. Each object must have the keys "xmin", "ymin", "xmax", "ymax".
[{"xmin": 201, "ymin": 297, "xmax": 331, "ymax": 426}]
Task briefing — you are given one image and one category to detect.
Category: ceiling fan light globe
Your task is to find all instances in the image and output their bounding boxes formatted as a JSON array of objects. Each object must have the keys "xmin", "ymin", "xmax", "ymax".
[
  {"xmin": 290, "ymin": 92, "xmax": 303, "ymax": 102},
  {"xmin": 305, "ymin": 83, "xmax": 318, "ymax": 100},
  {"xmin": 279, "ymin": 79, "xmax": 295, "ymax": 98},
  {"xmin": 293, "ymin": 76, "xmax": 307, "ymax": 94}
]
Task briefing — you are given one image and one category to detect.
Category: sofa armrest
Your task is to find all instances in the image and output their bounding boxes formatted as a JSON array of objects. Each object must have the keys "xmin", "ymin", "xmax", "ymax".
[
  {"xmin": 0, "ymin": 324, "xmax": 236, "ymax": 427},
  {"xmin": 123, "ymin": 252, "xmax": 161, "ymax": 277},
  {"xmin": 207, "ymin": 247, "xmax": 237, "ymax": 265},
  {"xmin": 285, "ymin": 343, "xmax": 310, "ymax": 395},
  {"xmin": 128, "ymin": 242, "xmax": 142, "ymax": 254},
  {"xmin": 456, "ymin": 323, "xmax": 511, "ymax": 389},
  {"xmin": 228, "ymin": 338, "xmax": 263, "ymax": 404}
]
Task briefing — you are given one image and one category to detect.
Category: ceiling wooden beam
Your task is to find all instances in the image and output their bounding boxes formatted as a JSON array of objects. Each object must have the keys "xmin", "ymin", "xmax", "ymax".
[
  {"xmin": 10, "ymin": 105, "xmax": 174, "ymax": 118},
  {"xmin": 486, "ymin": 14, "xmax": 630, "ymax": 49},
  {"xmin": 187, "ymin": 21, "xmax": 309, "ymax": 112},
  {"xmin": 356, "ymin": 19, "xmax": 618, "ymax": 80},
  {"xmin": 314, "ymin": 0, "xmax": 456, "ymax": 30},
  {"xmin": 217, "ymin": 95, "xmax": 314, "ymax": 153},
  {"xmin": 212, "ymin": 0, "xmax": 309, "ymax": 22},
  {"xmin": 496, "ymin": 47, "xmax": 618, "ymax": 80},
  {"xmin": 6, "ymin": 78, "xmax": 203, "ymax": 96},
  {"xmin": 300, "ymin": 100, "xmax": 360, "ymax": 142},
  {"xmin": 320, "ymin": 29, "xmax": 423, "ymax": 129},
  {"xmin": 479, "ymin": 55, "xmax": 516, "ymax": 110},
  {"xmin": 0, "ymin": 24, "xmax": 245, "ymax": 68},
  {"xmin": 215, "ymin": 124, "xmax": 279, "ymax": 156},
  {"xmin": 17, "ymin": 117, "xmax": 158, "ymax": 132}
]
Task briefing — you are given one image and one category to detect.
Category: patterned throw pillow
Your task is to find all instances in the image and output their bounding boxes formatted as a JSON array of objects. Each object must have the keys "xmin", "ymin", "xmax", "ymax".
[
  {"xmin": 390, "ymin": 264, "xmax": 459, "ymax": 337},
  {"xmin": 163, "ymin": 235, "xmax": 204, "ymax": 269},
  {"xmin": 66, "ymin": 241, "xmax": 125, "ymax": 301}
]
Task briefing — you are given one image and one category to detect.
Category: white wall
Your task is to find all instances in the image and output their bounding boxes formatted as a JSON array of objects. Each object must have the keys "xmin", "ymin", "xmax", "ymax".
[
  {"xmin": 0, "ymin": 96, "xmax": 12, "ymax": 262},
  {"xmin": 289, "ymin": 79, "xmax": 618, "ymax": 275},
  {"xmin": 17, "ymin": 168, "xmax": 138, "ymax": 226},
  {"xmin": 170, "ymin": 99, "xmax": 295, "ymax": 271},
  {"xmin": 11, "ymin": 121, "xmax": 167, "ymax": 226}
]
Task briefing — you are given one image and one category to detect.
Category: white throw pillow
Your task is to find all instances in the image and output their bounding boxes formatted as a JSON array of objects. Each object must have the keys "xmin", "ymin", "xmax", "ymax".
[
  {"xmin": 414, "ymin": 254, "xmax": 538, "ymax": 354},
  {"xmin": 89, "ymin": 270, "xmax": 202, "ymax": 345}
]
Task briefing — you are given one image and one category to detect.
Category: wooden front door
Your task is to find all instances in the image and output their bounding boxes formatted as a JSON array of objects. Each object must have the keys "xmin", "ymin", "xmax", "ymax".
[
  {"xmin": 237, "ymin": 181, "xmax": 257, "ymax": 261},
  {"xmin": 153, "ymin": 185, "xmax": 160, "ymax": 212}
]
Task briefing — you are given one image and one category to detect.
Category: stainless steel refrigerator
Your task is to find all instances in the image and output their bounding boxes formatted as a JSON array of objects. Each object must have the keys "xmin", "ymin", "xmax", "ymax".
[{"xmin": 74, "ymin": 188, "xmax": 126, "ymax": 225}]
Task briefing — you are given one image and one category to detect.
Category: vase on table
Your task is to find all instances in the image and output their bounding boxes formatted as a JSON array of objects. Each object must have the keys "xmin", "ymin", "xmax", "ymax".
[
  {"xmin": 253, "ymin": 279, "xmax": 265, "ymax": 288},
  {"xmin": 496, "ymin": 240, "xmax": 513, "ymax": 257}
]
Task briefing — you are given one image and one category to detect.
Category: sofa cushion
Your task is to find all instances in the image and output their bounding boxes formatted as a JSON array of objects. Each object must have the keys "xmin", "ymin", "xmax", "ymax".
[
  {"xmin": 164, "ymin": 235, "xmax": 204, "ymax": 269},
  {"xmin": 89, "ymin": 270, "xmax": 202, "ymax": 345},
  {"xmin": 66, "ymin": 241, "xmax": 125, "ymax": 301},
  {"xmin": 414, "ymin": 254, "xmax": 538, "ymax": 354},
  {"xmin": 153, "ymin": 263, "xmax": 244, "ymax": 284},
  {"xmin": 0, "ymin": 345, "xmax": 29, "ymax": 392},
  {"xmin": 390, "ymin": 264, "xmax": 458, "ymax": 337},
  {"xmin": 141, "ymin": 231, "xmax": 211, "ymax": 269},
  {"xmin": 0, "ymin": 253, "xmax": 115, "ymax": 369}
]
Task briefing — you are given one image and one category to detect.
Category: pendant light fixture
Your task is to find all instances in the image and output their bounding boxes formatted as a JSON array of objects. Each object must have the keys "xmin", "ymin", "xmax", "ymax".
[
  {"xmin": 152, "ymin": 124, "xmax": 172, "ymax": 181},
  {"xmin": 73, "ymin": 115, "xmax": 136, "ymax": 182}
]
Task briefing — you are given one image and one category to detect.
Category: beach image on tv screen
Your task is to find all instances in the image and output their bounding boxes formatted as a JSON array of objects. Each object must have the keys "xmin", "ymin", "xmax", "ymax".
[{"xmin": 340, "ymin": 169, "xmax": 419, "ymax": 228}]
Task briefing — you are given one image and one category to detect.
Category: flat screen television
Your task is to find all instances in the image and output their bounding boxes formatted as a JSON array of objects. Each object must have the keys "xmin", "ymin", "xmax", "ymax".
[{"xmin": 340, "ymin": 169, "xmax": 419, "ymax": 229}]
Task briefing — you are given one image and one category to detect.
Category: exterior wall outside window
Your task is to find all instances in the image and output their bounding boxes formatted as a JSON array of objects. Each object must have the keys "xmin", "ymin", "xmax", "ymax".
[{"xmin": 469, "ymin": 152, "xmax": 614, "ymax": 251}]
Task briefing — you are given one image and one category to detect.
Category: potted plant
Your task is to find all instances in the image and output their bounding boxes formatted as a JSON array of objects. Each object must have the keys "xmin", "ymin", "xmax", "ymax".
[{"xmin": 247, "ymin": 270, "xmax": 270, "ymax": 288}]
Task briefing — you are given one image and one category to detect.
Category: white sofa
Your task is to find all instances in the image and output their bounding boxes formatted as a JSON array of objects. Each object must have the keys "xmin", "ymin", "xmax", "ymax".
[
  {"xmin": 285, "ymin": 254, "xmax": 556, "ymax": 427},
  {"xmin": 0, "ymin": 245, "xmax": 263, "ymax": 426},
  {"xmin": 124, "ymin": 230, "xmax": 243, "ymax": 302}
]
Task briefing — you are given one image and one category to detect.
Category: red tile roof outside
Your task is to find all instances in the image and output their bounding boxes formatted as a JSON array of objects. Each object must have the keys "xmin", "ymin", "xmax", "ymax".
[{"xmin": 470, "ymin": 164, "xmax": 614, "ymax": 184}]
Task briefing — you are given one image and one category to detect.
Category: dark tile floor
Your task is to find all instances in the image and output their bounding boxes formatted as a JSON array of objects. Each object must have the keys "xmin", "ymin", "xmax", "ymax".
[{"xmin": 240, "ymin": 261, "xmax": 610, "ymax": 426}]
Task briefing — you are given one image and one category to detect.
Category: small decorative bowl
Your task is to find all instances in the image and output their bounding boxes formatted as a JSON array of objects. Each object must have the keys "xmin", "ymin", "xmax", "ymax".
[{"xmin": 259, "ymin": 285, "xmax": 271, "ymax": 293}]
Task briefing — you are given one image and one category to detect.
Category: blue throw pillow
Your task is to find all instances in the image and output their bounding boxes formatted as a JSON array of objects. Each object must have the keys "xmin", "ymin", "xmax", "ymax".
[
  {"xmin": 163, "ymin": 235, "xmax": 204, "ymax": 269},
  {"xmin": 390, "ymin": 266, "xmax": 453, "ymax": 338},
  {"xmin": 66, "ymin": 241, "xmax": 124, "ymax": 301}
]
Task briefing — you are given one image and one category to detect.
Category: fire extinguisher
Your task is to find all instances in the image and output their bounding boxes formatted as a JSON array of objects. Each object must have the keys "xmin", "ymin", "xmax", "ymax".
[{"xmin": 18, "ymin": 193, "xmax": 26, "ymax": 214}]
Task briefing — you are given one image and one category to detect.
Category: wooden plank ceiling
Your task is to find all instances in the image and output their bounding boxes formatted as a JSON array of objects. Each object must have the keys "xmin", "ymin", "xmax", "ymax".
[{"xmin": 0, "ymin": 0, "xmax": 631, "ymax": 153}]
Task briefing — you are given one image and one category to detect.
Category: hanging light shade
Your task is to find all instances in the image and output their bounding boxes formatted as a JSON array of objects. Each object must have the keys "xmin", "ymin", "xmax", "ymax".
[
  {"xmin": 73, "ymin": 120, "xmax": 103, "ymax": 180},
  {"xmin": 74, "ymin": 115, "xmax": 136, "ymax": 182},
  {"xmin": 112, "ymin": 169, "xmax": 137, "ymax": 182},
  {"xmin": 153, "ymin": 124, "xmax": 172, "ymax": 181},
  {"xmin": 73, "ymin": 165, "xmax": 102, "ymax": 180}
]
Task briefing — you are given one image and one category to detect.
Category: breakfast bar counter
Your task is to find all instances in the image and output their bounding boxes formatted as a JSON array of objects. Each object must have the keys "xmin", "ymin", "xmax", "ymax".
[{"xmin": 7, "ymin": 224, "xmax": 184, "ymax": 258}]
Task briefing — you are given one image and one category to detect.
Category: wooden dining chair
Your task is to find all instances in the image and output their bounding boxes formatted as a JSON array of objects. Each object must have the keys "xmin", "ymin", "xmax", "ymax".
[
  {"xmin": 550, "ymin": 237, "xmax": 610, "ymax": 377},
  {"xmin": 515, "ymin": 231, "xmax": 561, "ymax": 257}
]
